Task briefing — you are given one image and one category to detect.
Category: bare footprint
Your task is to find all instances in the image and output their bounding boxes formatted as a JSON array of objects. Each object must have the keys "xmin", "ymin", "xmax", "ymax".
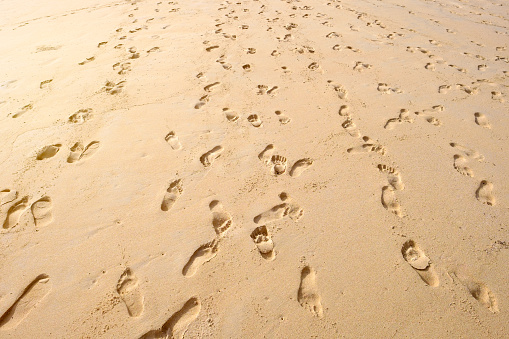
[
  {"xmin": 381, "ymin": 186, "xmax": 402, "ymax": 217},
  {"xmin": 251, "ymin": 226, "xmax": 275, "ymax": 260},
  {"xmin": 258, "ymin": 144, "xmax": 275, "ymax": 166},
  {"xmin": 348, "ymin": 137, "xmax": 386, "ymax": 155},
  {"xmin": 415, "ymin": 112, "xmax": 442, "ymax": 126},
  {"xmin": 474, "ymin": 113, "xmax": 491, "ymax": 129},
  {"xmin": 3, "ymin": 197, "xmax": 29, "ymax": 229},
  {"xmin": 182, "ymin": 240, "xmax": 219, "ymax": 277},
  {"xmin": 384, "ymin": 109, "xmax": 413, "ymax": 130},
  {"xmin": 476, "ymin": 180, "xmax": 495, "ymax": 206},
  {"xmin": 401, "ymin": 240, "xmax": 439, "ymax": 287},
  {"xmin": 165, "ymin": 131, "xmax": 182, "ymax": 150},
  {"xmin": 31, "ymin": 197, "xmax": 53, "ymax": 227},
  {"xmin": 223, "ymin": 108, "xmax": 239, "ymax": 122},
  {"xmin": 290, "ymin": 158, "xmax": 313, "ymax": 177},
  {"xmin": 270, "ymin": 155, "xmax": 287, "ymax": 175},
  {"xmin": 117, "ymin": 268, "xmax": 144, "ymax": 317},
  {"xmin": 68, "ymin": 108, "xmax": 92, "ymax": 124},
  {"xmin": 204, "ymin": 82, "xmax": 220, "ymax": 92},
  {"xmin": 200, "ymin": 146, "xmax": 224, "ymax": 167},
  {"xmin": 79, "ymin": 141, "xmax": 100, "ymax": 162},
  {"xmin": 338, "ymin": 105, "xmax": 351, "ymax": 117},
  {"xmin": 254, "ymin": 203, "xmax": 289, "ymax": 224},
  {"xmin": 275, "ymin": 110, "xmax": 291, "ymax": 124},
  {"xmin": 453, "ymin": 155, "xmax": 474, "ymax": 177},
  {"xmin": 341, "ymin": 117, "xmax": 361, "ymax": 137},
  {"xmin": 209, "ymin": 200, "xmax": 232, "ymax": 237},
  {"xmin": 450, "ymin": 271, "xmax": 498, "ymax": 313},
  {"xmin": 1, "ymin": 189, "xmax": 18, "ymax": 206},
  {"xmin": 297, "ymin": 266, "xmax": 323, "ymax": 318},
  {"xmin": 161, "ymin": 179, "xmax": 183, "ymax": 211},
  {"xmin": 155, "ymin": 297, "xmax": 201, "ymax": 339},
  {"xmin": 0, "ymin": 274, "xmax": 51, "ymax": 329},
  {"xmin": 279, "ymin": 192, "xmax": 303, "ymax": 221},
  {"xmin": 36, "ymin": 144, "xmax": 62, "ymax": 160},
  {"xmin": 248, "ymin": 114, "xmax": 262, "ymax": 127},
  {"xmin": 67, "ymin": 143, "xmax": 84, "ymax": 163},
  {"xmin": 450, "ymin": 143, "xmax": 484, "ymax": 162},
  {"xmin": 378, "ymin": 165, "xmax": 404, "ymax": 190}
]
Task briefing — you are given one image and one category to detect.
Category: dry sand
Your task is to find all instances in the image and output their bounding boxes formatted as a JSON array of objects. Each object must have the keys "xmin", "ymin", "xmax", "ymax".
[{"xmin": 0, "ymin": 0, "xmax": 508, "ymax": 337}]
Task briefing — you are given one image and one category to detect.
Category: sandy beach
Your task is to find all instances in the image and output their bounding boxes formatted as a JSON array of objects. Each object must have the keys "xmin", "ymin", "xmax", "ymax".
[{"xmin": 0, "ymin": 0, "xmax": 508, "ymax": 337}]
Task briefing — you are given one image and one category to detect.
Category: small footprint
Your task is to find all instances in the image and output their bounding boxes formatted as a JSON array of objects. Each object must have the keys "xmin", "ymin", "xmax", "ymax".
[
  {"xmin": 290, "ymin": 158, "xmax": 313, "ymax": 177},
  {"xmin": 204, "ymin": 82, "xmax": 220, "ymax": 92},
  {"xmin": 200, "ymin": 146, "xmax": 224, "ymax": 167},
  {"xmin": 384, "ymin": 109, "xmax": 413, "ymax": 130},
  {"xmin": 248, "ymin": 114, "xmax": 262, "ymax": 127},
  {"xmin": 31, "ymin": 197, "xmax": 53, "ymax": 227},
  {"xmin": 117, "ymin": 268, "xmax": 144, "ymax": 317},
  {"xmin": 439, "ymin": 85, "xmax": 451, "ymax": 94},
  {"xmin": 274, "ymin": 110, "xmax": 291, "ymax": 124},
  {"xmin": 39, "ymin": 79, "xmax": 52, "ymax": 89},
  {"xmin": 341, "ymin": 117, "xmax": 361, "ymax": 137},
  {"xmin": 353, "ymin": 61, "xmax": 371, "ymax": 71},
  {"xmin": 378, "ymin": 165, "xmax": 404, "ymax": 190},
  {"xmin": 453, "ymin": 155, "xmax": 474, "ymax": 177},
  {"xmin": 381, "ymin": 186, "xmax": 402, "ymax": 217},
  {"xmin": 182, "ymin": 240, "xmax": 219, "ymax": 277},
  {"xmin": 270, "ymin": 155, "xmax": 287, "ymax": 176},
  {"xmin": 12, "ymin": 104, "xmax": 33, "ymax": 118},
  {"xmin": 223, "ymin": 108, "xmax": 239, "ymax": 122},
  {"xmin": 161, "ymin": 179, "xmax": 183, "ymax": 211},
  {"xmin": 140, "ymin": 297, "xmax": 201, "ymax": 339},
  {"xmin": 0, "ymin": 189, "xmax": 17, "ymax": 206},
  {"xmin": 401, "ymin": 240, "xmax": 439, "ymax": 287},
  {"xmin": 36, "ymin": 144, "xmax": 61, "ymax": 160},
  {"xmin": 3, "ymin": 197, "xmax": 29, "ymax": 229},
  {"xmin": 450, "ymin": 143, "xmax": 484, "ymax": 161},
  {"xmin": 297, "ymin": 266, "xmax": 323, "ymax": 318},
  {"xmin": 254, "ymin": 192, "xmax": 303, "ymax": 224},
  {"xmin": 338, "ymin": 105, "xmax": 351, "ymax": 117},
  {"xmin": 165, "ymin": 131, "xmax": 182, "ymax": 150},
  {"xmin": 209, "ymin": 200, "xmax": 232, "ymax": 237},
  {"xmin": 476, "ymin": 180, "xmax": 495, "ymax": 206},
  {"xmin": 415, "ymin": 112, "xmax": 442, "ymax": 126},
  {"xmin": 0, "ymin": 274, "xmax": 51, "ymax": 330},
  {"xmin": 328, "ymin": 81, "xmax": 347, "ymax": 99},
  {"xmin": 250, "ymin": 226, "xmax": 275, "ymax": 260},
  {"xmin": 347, "ymin": 137, "xmax": 386, "ymax": 155},
  {"xmin": 68, "ymin": 108, "xmax": 92, "ymax": 124},
  {"xmin": 258, "ymin": 144, "xmax": 274, "ymax": 166},
  {"xmin": 474, "ymin": 113, "xmax": 491, "ymax": 129},
  {"xmin": 450, "ymin": 271, "xmax": 498, "ymax": 313},
  {"xmin": 78, "ymin": 56, "xmax": 95, "ymax": 65},
  {"xmin": 70, "ymin": 141, "xmax": 99, "ymax": 162}
]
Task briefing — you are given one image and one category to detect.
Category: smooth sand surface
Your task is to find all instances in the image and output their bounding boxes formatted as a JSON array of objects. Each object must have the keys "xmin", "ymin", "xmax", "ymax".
[{"xmin": 0, "ymin": 0, "xmax": 508, "ymax": 337}]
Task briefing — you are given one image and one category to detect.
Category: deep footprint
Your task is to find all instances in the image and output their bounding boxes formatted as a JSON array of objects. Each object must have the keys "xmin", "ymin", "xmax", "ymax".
[
  {"xmin": 401, "ymin": 240, "xmax": 439, "ymax": 287},
  {"xmin": 161, "ymin": 179, "xmax": 183, "ymax": 211},
  {"xmin": 200, "ymin": 146, "xmax": 224, "ymax": 167},
  {"xmin": 297, "ymin": 266, "xmax": 323, "ymax": 318},
  {"xmin": 117, "ymin": 268, "xmax": 144, "ymax": 317}
]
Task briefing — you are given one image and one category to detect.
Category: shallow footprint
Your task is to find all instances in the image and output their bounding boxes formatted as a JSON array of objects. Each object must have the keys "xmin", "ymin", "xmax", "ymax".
[
  {"xmin": 182, "ymin": 240, "xmax": 219, "ymax": 277},
  {"xmin": 476, "ymin": 180, "xmax": 495, "ymax": 206},
  {"xmin": 450, "ymin": 143, "xmax": 484, "ymax": 162},
  {"xmin": 223, "ymin": 108, "xmax": 239, "ymax": 122},
  {"xmin": 280, "ymin": 192, "xmax": 303, "ymax": 221},
  {"xmin": 401, "ymin": 240, "xmax": 439, "ymax": 287},
  {"xmin": 250, "ymin": 226, "xmax": 275, "ymax": 260},
  {"xmin": 453, "ymin": 155, "xmax": 474, "ymax": 177},
  {"xmin": 290, "ymin": 158, "xmax": 313, "ymax": 177},
  {"xmin": 474, "ymin": 113, "xmax": 491, "ymax": 129},
  {"xmin": 254, "ymin": 203, "xmax": 289, "ymax": 224},
  {"xmin": 36, "ymin": 144, "xmax": 62, "ymax": 160},
  {"xmin": 165, "ymin": 131, "xmax": 182, "ymax": 150},
  {"xmin": 451, "ymin": 271, "xmax": 498, "ymax": 313},
  {"xmin": 200, "ymin": 146, "xmax": 224, "ymax": 167},
  {"xmin": 381, "ymin": 186, "xmax": 402, "ymax": 217},
  {"xmin": 341, "ymin": 118, "xmax": 361, "ymax": 137},
  {"xmin": 0, "ymin": 274, "xmax": 51, "ymax": 330},
  {"xmin": 79, "ymin": 141, "xmax": 100, "ymax": 161},
  {"xmin": 258, "ymin": 144, "xmax": 274, "ymax": 166},
  {"xmin": 161, "ymin": 179, "xmax": 183, "ymax": 211},
  {"xmin": 117, "ymin": 268, "xmax": 144, "ymax": 317},
  {"xmin": 67, "ymin": 142, "xmax": 84, "ymax": 163},
  {"xmin": 297, "ymin": 266, "xmax": 323, "ymax": 318},
  {"xmin": 149, "ymin": 297, "xmax": 201, "ymax": 339},
  {"xmin": 209, "ymin": 200, "xmax": 232, "ymax": 237},
  {"xmin": 3, "ymin": 197, "xmax": 29, "ymax": 229},
  {"xmin": 31, "ymin": 197, "xmax": 53, "ymax": 227},
  {"xmin": 275, "ymin": 110, "xmax": 291, "ymax": 124},
  {"xmin": 0, "ymin": 189, "xmax": 17, "ymax": 206},
  {"xmin": 378, "ymin": 165, "xmax": 404, "ymax": 190},
  {"xmin": 248, "ymin": 114, "xmax": 262, "ymax": 127}
]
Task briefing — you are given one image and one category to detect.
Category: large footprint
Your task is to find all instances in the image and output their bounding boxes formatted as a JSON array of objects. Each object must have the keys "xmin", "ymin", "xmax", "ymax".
[
  {"xmin": 0, "ymin": 274, "xmax": 51, "ymax": 330},
  {"xmin": 140, "ymin": 297, "xmax": 201, "ymax": 339},
  {"xmin": 289, "ymin": 158, "xmax": 314, "ymax": 177},
  {"xmin": 297, "ymin": 266, "xmax": 323, "ymax": 318},
  {"xmin": 116, "ymin": 268, "xmax": 144, "ymax": 317},
  {"xmin": 182, "ymin": 240, "xmax": 219, "ymax": 277},
  {"xmin": 401, "ymin": 240, "xmax": 439, "ymax": 287},
  {"xmin": 161, "ymin": 179, "xmax": 183, "ymax": 211}
]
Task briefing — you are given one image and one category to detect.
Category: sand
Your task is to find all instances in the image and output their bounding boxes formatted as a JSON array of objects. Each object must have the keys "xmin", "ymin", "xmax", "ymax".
[{"xmin": 0, "ymin": 0, "xmax": 508, "ymax": 337}]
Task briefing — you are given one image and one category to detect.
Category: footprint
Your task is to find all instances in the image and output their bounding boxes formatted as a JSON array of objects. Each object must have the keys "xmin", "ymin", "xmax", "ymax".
[
  {"xmin": 0, "ymin": 189, "xmax": 18, "ymax": 206},
  {"xmin": 104, "ymin": 80, "xmax": 125, "ymax": 95},
  {"xmin": 31, "ymin": 197, "xmax": 53, "ymax": 227},
  {"xmin": 68, "ymin": 108, "xmax": 92, "ymax": 124},
  {"xmin": 141, "ymin": 297, "xmax": 202, "ymax": 339},
  {"xmin": 384, "ymin": 109, "xmax": 413, "ymax": 130},
  {"xmin": 450, "ymin": 143, "xmax": 484, "ymax": 162},
  {"xmin": 415, "ymin": 112, "xmax": 442, "ymax": 126},
  {"xmin": 161, "ymin": 179, "xmax": 183, "ymax": 211},
  {"xmin": 182, "ymin": 240, "xmax": 219, "ymax": 277},
  {"xmin": 378, "ymin": 165, "xmax": 404, "ymax": 190},
  {"xmin": 116, "ymin": 268, "xmax": 144, "ymax": 317},
  {"xmin": 474, "ymin": 113, "xmax": 491, "ymax": 129},
  {"xmin": 267, "ymin": 86, "xmax": 278, "ymax": 96},
  {"xmin": 67, "ymin": 143, "xmax": 84, "ymax": 163},
  {"xmin": 381, "ymin": 186, "xmax": 402, "ymax": 217},
  {"xmin": 491, "ymin": 91, "xmax": 504, "ymax": 102},
  {"xmin": 79, "ymin": 141, "xmax": 100, "ymax": 162},
  {"xmin": 0, "ymin": 274, "xmax": 51, "ymax": 330},
  {"xmin": 254, "ymin": 201, "xmax": 289, "ymax": 224},
  {"xmin": 205, "ymin": 45, "xmax": 219, "ymax": 52},
  {"xmin": 258, "ymin": 144, "xmax": 275, "ymax": 166},
  {"xmin": 347, "ymin": 137, "xmax": 386, "ymax": 155},
  {"xmin": 39, "ymin": 79, "xmax": 52, "ymax": 89},
  {"xmin": 377, "ymin": 83, "xmax": 401, "ymax": 94},
  {"xmin": 270, "ymin": 155, "xmax": 287, "ymax": 175},
  {"xmin": 338, "ymin": 105, "xmax": 351, "ymax": 117},
  {"xmin": 200, "ymin": 146, "xmax": 224, "ymax": 167},
  {"xmin": 78, "ymin": 56, "xmax": 95, "ymax": 65},
  {"xmin": 36, "ymin": 144, "xmax": 62, "ymax": 160},
  {"xmin": 401, "ymin": 240, "xmax": 439, "ymax": 287},
  {"xmin": 297, "ymin": 266, "xmax": 323, "ymax": 318},
  {"xmin": 165, "ymin": 131, "xmax": 182, "ymax": 150},
  {"xmin": 329, "ymin": 81, "xmax": 347, "ymax": 99},
  {"xmin": 289, "ymin": 158, "xmax": 313, "ymax": 178},
  {"xmin": 204, "ymin": 82, "xmax": 220, "ymax": 92},
  {"xmin": 275, "ymin": 110, "xmax": 291, "ymax": 124},
  {"xmin": 450, "ymin": 272, "xmax": 499, "ymax": 313},
  {"xmin": 223, "ymin": 108, "xmax": 239, "ymax": 122},
  {"xmin": 341, "ymin": 117, "xmax": 361, "ymax": 137},
  {"xmin": 353, "ymin": 61, "xmax": 371, "ymax": 71},
  {"xmin": 476, "ymin": 180, "xmax": 495, "ymax": 206},
  {"xmin": 3, "ymin": 197, "xmax": 29, "ymax": 229},
  {"xmin": 453, "ymin": 155, "xmax": 474, "ymax": 177},
  {"xmin": 209, "ymin": 200, "xmax": 232, "ymax": 237},
  {"xmin": 250, "ymin": 226, "xmax": 275, "ymax": 260},
  {"xmin": 247, "ymin": 114, "xmax": 262, "ymax": 127}
]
